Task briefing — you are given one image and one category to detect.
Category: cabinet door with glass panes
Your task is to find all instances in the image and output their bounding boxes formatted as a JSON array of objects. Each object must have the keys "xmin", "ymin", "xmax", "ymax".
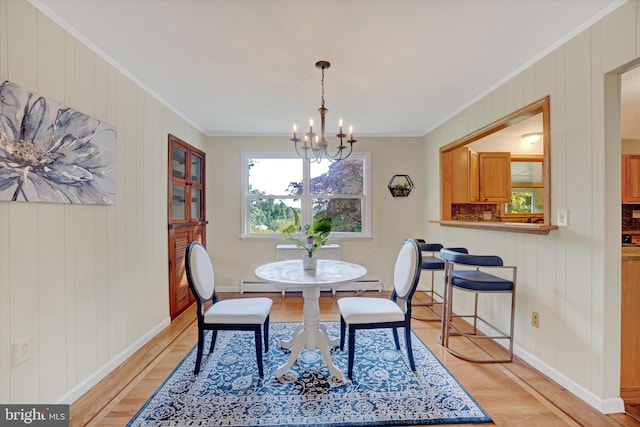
[
  {"xmin": 168, "ymin": 134, "xmax": 206, "ymax": 319},
  {"xmin": 170, "ymin": 135, "xmax": 205, "ymax": 223}
]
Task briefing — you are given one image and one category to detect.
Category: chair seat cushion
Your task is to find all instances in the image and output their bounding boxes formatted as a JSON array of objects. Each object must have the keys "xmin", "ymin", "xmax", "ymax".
[
  {"xmin": 451, "ymin": 270, "xmax": 513, "ymax": 291},
  {"xmin": 422, "ymin": 256, "xmax": 444, "ymax": 271},
  {"xmin": 204, "ymin": 297, "xmax": 272, "ymax": 324},
  {"xmin": 337, "ymin": 297, "xmax": 405, "ymax": 324}
]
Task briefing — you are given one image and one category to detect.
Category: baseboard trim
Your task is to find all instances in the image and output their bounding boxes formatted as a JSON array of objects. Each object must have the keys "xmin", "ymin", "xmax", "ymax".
[
  {"xmin": 56, "ymin": 317, "xmax": 171, "ymax": 404},
  {"xmin": 448, "ymin": 304, "xmax": 626, "ymax": 415},
  {"xmin": 515, "ymin": 346, "xmax": 625, "ymax": 414}
]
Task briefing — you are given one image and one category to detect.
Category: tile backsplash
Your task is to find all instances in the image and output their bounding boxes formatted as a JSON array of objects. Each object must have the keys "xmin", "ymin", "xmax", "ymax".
[
  {"xmin": 622, "ymin": 204, "xmax": 640, "ymax": 231},
  {"xmin": 451, "ymin": 204, "xmax": 501, "ymax": 221}
]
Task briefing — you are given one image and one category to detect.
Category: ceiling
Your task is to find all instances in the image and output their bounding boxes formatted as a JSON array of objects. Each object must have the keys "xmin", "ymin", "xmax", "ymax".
[{"xmin": 32, "ymin": 0, "xmax": 626, "ymax": 138}]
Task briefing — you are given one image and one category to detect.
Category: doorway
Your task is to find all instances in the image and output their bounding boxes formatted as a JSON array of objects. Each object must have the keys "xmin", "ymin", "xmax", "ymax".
[{"xmin": 619, "ymin": 66, "xmax": 640, "ymax": 406}]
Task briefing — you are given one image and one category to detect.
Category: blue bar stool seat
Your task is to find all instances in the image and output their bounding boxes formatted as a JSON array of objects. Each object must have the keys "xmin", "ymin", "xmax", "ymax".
[{"xmin": 439, "ymin": 249, "xmax": 516, "ymax": 363}]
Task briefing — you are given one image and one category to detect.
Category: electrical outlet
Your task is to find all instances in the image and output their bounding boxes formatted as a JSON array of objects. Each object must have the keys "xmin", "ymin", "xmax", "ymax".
[
  {"xmin": 13, "ymin": 336, "xmax": 31, "ymax": 366},
  {"xmin": 633, "ymin": 210, "xmax": 640, "ymax": 219},
  {"xmin": 531, "ymin": 311, "xmax": 540, "ymax": 328},
  {"xmin": 557, "ymin": 209, "xmax": 569, "ymax": 227},
  {"xmin": 483, "ymin": 211, "xmax": 492, "ymax": 220}
]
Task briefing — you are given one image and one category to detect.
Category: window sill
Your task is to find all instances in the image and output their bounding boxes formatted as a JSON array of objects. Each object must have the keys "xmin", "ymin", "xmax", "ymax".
[
  {"xmin": 431, "ymin": 220, "xmax": 558, "ymax": 235},
  {"xmin": 240, "ymin": 234, "xmax": 373, "ymax": 240}
]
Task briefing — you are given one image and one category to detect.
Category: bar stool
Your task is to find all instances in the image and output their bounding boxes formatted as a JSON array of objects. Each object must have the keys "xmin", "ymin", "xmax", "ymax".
[
  {"xmin": 413, "ymin": 241, "xmax": 468, "ymax": 321},
  {"xmin": 439, "ymin": 248, "xmax": 516, "ymax": 363},
  {"xmin": 411, "ymin": 241, "xmax": 444, "ymax": 321}
]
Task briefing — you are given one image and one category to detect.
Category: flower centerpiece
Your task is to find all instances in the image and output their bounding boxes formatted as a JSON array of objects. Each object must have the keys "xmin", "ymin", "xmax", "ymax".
[{"xmin": 282, "ymin": 209, "xmax": 332, "ymax": 269}]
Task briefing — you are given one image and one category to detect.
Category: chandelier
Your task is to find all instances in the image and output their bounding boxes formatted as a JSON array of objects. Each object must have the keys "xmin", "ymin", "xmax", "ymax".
[{"xmin": 290, "ymin": 61, "xmax": 357, "ymax": 163}]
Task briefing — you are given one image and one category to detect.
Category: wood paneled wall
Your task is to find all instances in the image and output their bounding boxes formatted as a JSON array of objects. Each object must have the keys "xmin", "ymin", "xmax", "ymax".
[
  {"xmin": 0, "ymin": 0, "xmax": 205, "ymax": 404},
  {"xmin": 423, "ymin": 0, "xmax": 638, "ymax": 414}
]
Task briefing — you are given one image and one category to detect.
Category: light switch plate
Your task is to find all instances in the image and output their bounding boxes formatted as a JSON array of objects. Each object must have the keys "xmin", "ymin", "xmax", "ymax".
[
  {"xmin": 483, "ymin": 211, "xmax": 492, "ymax": 220},
  {"xmin": 557, "ymin": 209, "xmax": 569, "ymax": 227},
  {"xmin": 633, "ymin": 210, "xmax": 640, "ymax": 219}
]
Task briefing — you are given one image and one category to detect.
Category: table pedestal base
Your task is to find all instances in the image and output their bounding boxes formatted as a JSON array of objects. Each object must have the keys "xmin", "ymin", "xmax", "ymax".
[{"xmin": 275, "ymin": 286, "xmax": 344, "ymax": 381}]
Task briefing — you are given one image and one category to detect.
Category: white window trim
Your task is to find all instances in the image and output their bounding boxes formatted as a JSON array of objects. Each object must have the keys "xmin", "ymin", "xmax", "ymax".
[{"xmin": 241, "ymin": 151, "xmax": 371, "ymax": 239}]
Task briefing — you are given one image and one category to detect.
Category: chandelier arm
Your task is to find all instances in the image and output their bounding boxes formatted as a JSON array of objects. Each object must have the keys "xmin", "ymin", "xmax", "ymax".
[
  {"xmin": 325, "ymin": 142, "xmax": 353, "ymax": 162},
  {"xmin": 291, "ymin": 138, "xmax": 310, "ymax": 161}
]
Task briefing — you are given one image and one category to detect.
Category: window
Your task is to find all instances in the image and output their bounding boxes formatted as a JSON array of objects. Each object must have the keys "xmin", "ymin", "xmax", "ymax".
[
  {"xmin": 241, "ymin": 152, "xmax": 371, "ymax": 239},
  {"xmin": 504, "ymin": 156, "xmax": 544, "ymax": 217}
]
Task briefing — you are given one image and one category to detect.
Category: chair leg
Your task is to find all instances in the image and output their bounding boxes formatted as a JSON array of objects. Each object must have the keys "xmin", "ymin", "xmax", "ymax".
[
  {"xmin": 404, "ymin": 326, "xmax": 416, "ymax": 371},
  {"xmin": 339, "ymin": 316, "xmax": 346, "ymax": 351},
  {"xmin": 347, "ymin": 327, "xmax": 356, "ymax": 380},
  {"xmin": 508, "ymin": 292, "xmax": 515, "ymax": 361},
  {"xmin": 472, "ymin": 292, "xmax": 479, "ymax": 334},
  {"xmin": 194, "ymin": 327, "xmax": 205, "ymax": 375},
  {"xmin": 392, "ymin": 327, "xmax": 401, "ymax": 350},
  {"xmin": 255, "ymin": 329, "xmax": 264, "ymax": 378},
  {"xmin": 263, "ymin": 316, "xmax": 270, "ymax": 353},
  {"xmin": 209, "ymin": 329, "xmax": 218, "ymax": 354},
  {"xmin": 441, "ymin": 277, "xmax": 453, "ymax": 347}
]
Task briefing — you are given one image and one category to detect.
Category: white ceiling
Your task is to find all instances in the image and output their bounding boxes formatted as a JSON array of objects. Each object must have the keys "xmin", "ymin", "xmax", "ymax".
[{"xmin": 32, "ymin": 0, "xmax": 626, "ymax": 138}]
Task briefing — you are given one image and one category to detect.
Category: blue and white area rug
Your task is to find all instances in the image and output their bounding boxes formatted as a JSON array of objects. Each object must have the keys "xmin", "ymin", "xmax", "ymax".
[{"xmin": 127, "ymin": 322, "xmax": 491, "ymax": 426}]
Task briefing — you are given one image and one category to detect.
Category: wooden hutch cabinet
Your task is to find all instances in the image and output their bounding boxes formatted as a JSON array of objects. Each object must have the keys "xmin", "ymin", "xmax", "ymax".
[{"xmin": 168, "ymin": 134, "xmax": 206, "ymax": 319}]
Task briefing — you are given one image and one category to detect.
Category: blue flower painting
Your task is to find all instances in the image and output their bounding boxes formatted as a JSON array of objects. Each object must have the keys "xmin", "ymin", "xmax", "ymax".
[{"xmin": 0, "ymin": 80, "xmax": 116, "ymax": 204}]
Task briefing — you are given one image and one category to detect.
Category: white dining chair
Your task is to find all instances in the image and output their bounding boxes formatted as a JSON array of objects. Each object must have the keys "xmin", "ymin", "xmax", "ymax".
[
  {"xmin": 337, "ymin": 238, "xmax": 422, "ymax": 380},
  {"xmin": 185, "ymin": 241, "xmax": 273, "ymax": 377}
]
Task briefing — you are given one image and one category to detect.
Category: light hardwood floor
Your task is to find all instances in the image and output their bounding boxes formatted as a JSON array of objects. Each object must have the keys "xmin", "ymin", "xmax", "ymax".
[{"xmin": 71, "ymin": 291, "xmax": 640, "ymax": 426}]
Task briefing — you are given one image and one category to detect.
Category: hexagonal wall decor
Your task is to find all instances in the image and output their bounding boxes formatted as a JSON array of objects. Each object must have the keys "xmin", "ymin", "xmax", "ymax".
[{"xmin": 387, "ymin": 174, "xmax": 414, "ymax": 198}]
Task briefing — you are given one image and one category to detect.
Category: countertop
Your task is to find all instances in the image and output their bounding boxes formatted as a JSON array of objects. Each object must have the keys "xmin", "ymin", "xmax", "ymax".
[{"xmin": 432, "ymin": 220, "xmax": 558, "ymax": 235}]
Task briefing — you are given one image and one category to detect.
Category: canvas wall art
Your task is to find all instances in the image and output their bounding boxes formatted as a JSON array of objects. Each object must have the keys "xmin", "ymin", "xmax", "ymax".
[{"xmin": 0, "ymin": 80, "xmax": 116, "ymax": 204}]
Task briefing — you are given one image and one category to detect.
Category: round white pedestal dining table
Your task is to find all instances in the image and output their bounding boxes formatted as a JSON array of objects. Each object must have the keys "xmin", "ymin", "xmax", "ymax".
[{"xmin": 254, "ymin": 259, "xmax": 367, "ymax": 381}]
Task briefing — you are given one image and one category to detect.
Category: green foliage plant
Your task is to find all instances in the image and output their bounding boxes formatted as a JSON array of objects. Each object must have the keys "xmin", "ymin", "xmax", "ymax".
[{"xmin": 282, "ymin": 208, "xmax": 333, "ymax": 257}]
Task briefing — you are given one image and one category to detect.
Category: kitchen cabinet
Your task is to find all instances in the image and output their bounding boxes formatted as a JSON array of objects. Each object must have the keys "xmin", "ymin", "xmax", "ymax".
[
  {"xmin": 478, "ymin": 152, "xmax": 511, "ymax": 202},
  {"xmin": 622, "ymin": 154, "xmax": 640, "ymax": 203},
  {"xmin": 451, "ymin": 147, "xmax": 479, "ymax": 203},
  {"xmin": 450, "ymin": 148, "xmax": 510, "ymax": 203},
  {"xmin": 621, "ymin": 247, "xmax": 640, "ymax": 404}
]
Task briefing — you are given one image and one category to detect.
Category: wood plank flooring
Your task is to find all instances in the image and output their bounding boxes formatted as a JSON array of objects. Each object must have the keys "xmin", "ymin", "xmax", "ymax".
[{"xmin": 70, "ymin": 291, "xmax": 640, "ymax": 426}]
